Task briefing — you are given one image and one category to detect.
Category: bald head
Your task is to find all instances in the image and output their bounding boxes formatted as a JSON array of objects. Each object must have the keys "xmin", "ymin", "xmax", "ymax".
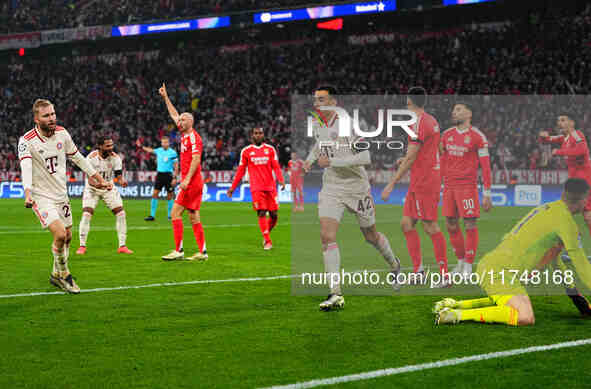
[{"xmin": 178, "ymin": 112, "xmax": 194, "ymax": 132}]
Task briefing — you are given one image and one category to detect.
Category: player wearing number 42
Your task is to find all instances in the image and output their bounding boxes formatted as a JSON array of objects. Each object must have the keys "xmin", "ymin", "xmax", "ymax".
[
  {"xmin": 305, "ymin": 85, "xmax": 401, "ymax": 311},
  {"xmin": 76, "ymin": 135, "xmax": 133, "ymax": 255},
  {"xmin": 18, "ymin": 99, "xmax": 112, "ymax": 294},
  {"xmin": 434, "ymin": 178, "xmax": 591, "ymax": 326}
]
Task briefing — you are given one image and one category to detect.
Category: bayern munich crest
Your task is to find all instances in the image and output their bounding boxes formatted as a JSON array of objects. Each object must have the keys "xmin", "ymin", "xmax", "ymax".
[
  {"xmin": 42, "ymin": 211, "xmax": 48, "ymax": 219},
  {"xmin": 56, "ymin": 142, "xmax": 63, "ymax": 150}
]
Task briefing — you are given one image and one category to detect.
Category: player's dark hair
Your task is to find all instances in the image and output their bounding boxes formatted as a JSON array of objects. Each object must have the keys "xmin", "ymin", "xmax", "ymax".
[
  {"xmin": 161, "ymin": 136, "xmax": 169, "ymax": 140},
  {"xmin": 564, "ymin": 178, "xmax": 590, "ymax": 201},
  {"xmin": 97, "ymin": 134, "xmax": 112, "ymax": 146},
  {"xmin": 558, "ymin": 111, "xmax": 576, "ymax": 123},
  {"xmin": 251, "ymin": 127, "xmax": 264, "ymax": 134},
  {"xmin": 408, "ymin": 87, "xmax": 427, "ymax": 108},
  {"xmin": 316, "ymin": 85, "xmax": 338, "ymax": 96},
  {"xmin": 455, "ymin": 101, "xmax": 473, "ymax": 112}
]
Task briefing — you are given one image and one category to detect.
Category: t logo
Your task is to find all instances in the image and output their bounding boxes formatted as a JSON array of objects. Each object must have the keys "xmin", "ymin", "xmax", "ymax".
[{"xmin": 45, "ymin": 156, "xmax": 58, "ymax": 174}]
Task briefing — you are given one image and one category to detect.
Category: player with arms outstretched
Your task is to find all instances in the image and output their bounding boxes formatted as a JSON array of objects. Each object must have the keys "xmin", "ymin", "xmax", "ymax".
[
  {"xmin": 434, "ymin": 178, "xmax": 591, "ymax": 326},
  {"xmin": 539, "ymin": 112, "xmax": 591, "ymax": 240},
  {"xmin": 158, "ymin": 83, "xmax": 208, "ymax": 261},
  {"xmin": 381, "ymin": 87, "xmax": 448, "ymax": 282},
  {"xmin": 18, "ymin": 99, "xmax": 111, "ymax": 293},
  {"xmin": 440, "ymin": 102, "xmax": 492, "ymax": 277},
  {"xmin": 140, "ymin": 136, "xmax": 178, "ymax": 221},
  {"xmin": 288, "ymin": 152, "xmax": 305, "ymax": 212},
  {"xmin": 227, "ymin": 127, "xmax": 285, "ymax": 250},
  {"xmin": 76, "ymin": 135, "xmax": 133, "ymax": 255},
  {"xmin": 305, "ymin": 86, "xmax": 401, "ymax": 311}
]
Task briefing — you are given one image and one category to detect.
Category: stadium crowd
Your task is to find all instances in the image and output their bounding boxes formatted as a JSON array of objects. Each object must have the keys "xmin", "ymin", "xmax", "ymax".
[
  {"xmin": 1, "ymin": 5, "xmax": 591, "ymax": 175},
  {"xmin": 1, "ymin": 0, "xmax": 352, "ymax": 33}
]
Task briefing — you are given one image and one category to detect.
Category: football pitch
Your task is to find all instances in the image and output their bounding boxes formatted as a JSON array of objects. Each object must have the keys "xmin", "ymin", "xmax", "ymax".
[{"xmin": 2, "ymin": 199, "xmax": 591, "ymax": 388}]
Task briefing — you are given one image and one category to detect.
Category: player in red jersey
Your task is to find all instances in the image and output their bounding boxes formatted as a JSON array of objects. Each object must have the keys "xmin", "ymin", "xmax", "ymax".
[
  {"xmin": 227, "ymin": 127, "xmax": 285, "ymax": 250},
  {"xmin": 158, "ymin": 83, "xmax": 208, "ymax": 261},
  {"xmin": 381, "ymin": 87, "xmax": 448, "ymax": 283},
  {"xmin": 440, "ymin": 102, "xmax": 493, "ymax": 278},
  {"xmin": 539, "ymin": 112, "xmax": 591, "ymax": 238},
  {"xmin": 288, "ymin": 152, "xmax": 305, "ymax": 212}
]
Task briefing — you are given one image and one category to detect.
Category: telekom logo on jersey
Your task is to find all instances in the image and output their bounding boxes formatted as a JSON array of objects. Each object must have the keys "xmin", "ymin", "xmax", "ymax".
[{"xmin": 307, "ymin": 107, "xmax": 418, "ymax": 140}]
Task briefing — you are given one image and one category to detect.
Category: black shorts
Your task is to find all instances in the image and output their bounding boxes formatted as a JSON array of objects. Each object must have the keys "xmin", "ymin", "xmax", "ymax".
[{"xmin": 155, "ymin": 172, "xmax": 174, "ymax": 192}]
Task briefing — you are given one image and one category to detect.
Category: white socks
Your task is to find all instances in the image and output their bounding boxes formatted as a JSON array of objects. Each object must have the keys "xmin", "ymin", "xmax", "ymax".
[
  {"xmin": 116, "ymin": 211, "xmax": 127, "ymax": 247},
  {"xmin": 52, "ymin": 244, "xmax": 68, "ymax": 274},
  {"xmin": 370, "ymin": 232, "xmax": 398, "ymax": 269},
  {"xmin": 79, "ymin": 212, "xmax": 92, "ymax": 246},
  {"xmin": 323, "ymin": 242, "xmax": 342, "ymax": 295}
]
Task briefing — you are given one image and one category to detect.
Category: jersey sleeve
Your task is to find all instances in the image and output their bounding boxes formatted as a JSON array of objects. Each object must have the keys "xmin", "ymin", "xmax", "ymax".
[
  {"xmin": 559, "ymin": 216, "xmax": 591, "ymax": 290},
  {"xmin": 230, "ymin": 147, "xmax": 249, "ymax": 192},
  {"xmin": 18, "ymin": 136, "xmax": 32, "ymax": 161},
  {"xmin": 63, "ymin": 130, "xmax": 79, "ymax": 156},
  {"xmin": 113, "ymin": 154, "xmax": 123, "ymax": 171},
  {"xmin": 171, "ymin": 150, "xmax": 178, "ymax": 161},
  {"xmin": 409, "ymin": 122, "xmax": 426, "ymax": 144},
  {"xmin": 270, "ymin": 146, "xmax": 284, "ymax": 184},
  {"xmin": 476, "ymin": 130, "xmax": 492, "ymax": 191},
  {"xmin": 192, "ymin": 134, "xmax": 202, "ymax": 156}
]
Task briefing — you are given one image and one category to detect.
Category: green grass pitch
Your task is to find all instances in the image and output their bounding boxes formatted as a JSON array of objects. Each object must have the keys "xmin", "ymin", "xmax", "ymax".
[{"xmin": 2, "ymin": 198, "xmax": 591, "ymax": 388}]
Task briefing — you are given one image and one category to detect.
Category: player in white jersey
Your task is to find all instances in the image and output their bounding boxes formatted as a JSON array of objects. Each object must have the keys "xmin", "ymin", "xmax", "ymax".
[
  {"xmin": 76, "ymin": 135, "xmax": 133, "ymax": 255},
  {"xmin": 18, "ymin": 99, "xmax": 111, "ymax": 294},
  {"xmin": 303, "ymin": 86, "xmax": 401, "ymax": 311}
]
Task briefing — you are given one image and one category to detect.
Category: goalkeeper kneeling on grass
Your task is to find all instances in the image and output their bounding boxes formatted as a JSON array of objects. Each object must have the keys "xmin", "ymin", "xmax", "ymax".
[{"xmin": 434, "ymin": 178, "xmax": 591, "ymax": 326}]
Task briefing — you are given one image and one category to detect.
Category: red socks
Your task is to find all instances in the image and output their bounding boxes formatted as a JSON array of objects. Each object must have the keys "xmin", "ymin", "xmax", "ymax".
[
  {"xmin": 465, "ymin": 228, "xmax": 479, "ymax": 264},
  {"xmin": 403, "ymin": 230, "xmax": 422, "ymax": 272},
  {"xmin": 258, "ymin": 216, "xmax": 270, "ymax": 243},
  {"xmin": 448, "ymin": 227, "xmax": 466, "ymax": 260},
  {"xmin": 192, "ymin": 222, "xmax": 206, "ymax": 253},
  {"xmin": 172, "ymin": 219, "xmax": 183, "ymax": 252},
  {"xmin": 430, "ymin": 231, "xmax": 448, "ymax": 273}
]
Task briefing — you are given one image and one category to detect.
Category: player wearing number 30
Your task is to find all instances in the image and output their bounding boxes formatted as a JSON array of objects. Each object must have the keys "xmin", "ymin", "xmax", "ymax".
[
  {"xmin": 76, "ymin": 135, "xmax": 133, "ymax": 255},
  {"xmin": 434, "ymin": 178, "xmax": 591, "ymax": 326},
  {"xmin": 304, "ymin": 86, "xmax": 401, "ymax": 311},
  {"xmin": 18, "ymin": 99, "xmax": 112, "ymax": 294},
  {"xmin": 440, "ymin": 102, "xmax": 492, "ymax": 278}
]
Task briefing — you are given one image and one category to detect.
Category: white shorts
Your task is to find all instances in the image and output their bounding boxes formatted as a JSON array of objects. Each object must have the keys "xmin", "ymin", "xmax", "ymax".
[
  {"xmin": 32, "ymin": 196, "xmax": 72, "ymax": 229},
  {"xmin": 318, "ymin": 189, "xmax": 376, "ymax": 228},
  {"xmin": 82, "ymin": 187, "xmax": 123, "ymax": 211}
]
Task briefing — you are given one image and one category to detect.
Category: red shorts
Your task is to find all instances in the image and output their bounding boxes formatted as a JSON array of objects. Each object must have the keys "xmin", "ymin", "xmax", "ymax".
[
  {"xmin": 175, "ymin": 183, "xmax": 203, "ymax": 211},
  {"xmin": 442, "ymin": 186, "xmax": 480, "ymax": 219},
  {"xmin": 252, "ymin": 190, "xmax": 278, "ymax": 211},
  {"xmin": 403, "ymin": 190, "xmax": 440, "ymax": 221}
]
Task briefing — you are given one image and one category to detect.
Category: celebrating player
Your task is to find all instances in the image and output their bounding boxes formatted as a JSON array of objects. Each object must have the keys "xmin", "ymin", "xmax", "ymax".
[
  {"xmin": 158, "ymin": 83, "xmax": 208, "ymax": 261},
  {"xmin": 18, "ymin": 99, "xmax": 111, "ymax": 293},
  {"xmin": 305, "ymin": 86, "xmax": 401, "ymax": 311},
  {"xmin": 539, "ymin": 112, "xmax": 591, "ymax": 241},
  {"xmin": 76, "ymin": 135, "xmax": 133, "ymax": 255},
  {"xmin": 381, "ymin": 87, "xmax": 448, "ymax": 282},
  {"xmin": 434, "ymin": 178, "xmax": 591, "ymax": 326},
  {"xmin": 288, "ymin": 152, "xmax": 305, "ymax": 212},
  {"xmin": 440, "ymin": 102, "xmax": 492, "ymax": 278},
  {"xmin": 227, "ymin": 127, "xmax": 285, "ymax": 250},
  {"xmin": 141, "ymin": 136, "xmax": 179, "ymax": 221}
]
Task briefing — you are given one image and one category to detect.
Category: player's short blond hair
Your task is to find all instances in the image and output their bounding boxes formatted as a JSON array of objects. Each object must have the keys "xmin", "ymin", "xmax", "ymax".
[{"xmin": 32, "ymin": 99, "xmax": 53, "ymax": 117}]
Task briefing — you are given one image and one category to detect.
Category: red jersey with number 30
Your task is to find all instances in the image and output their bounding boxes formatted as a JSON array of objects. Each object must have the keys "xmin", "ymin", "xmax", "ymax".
[
  {"xmin": 441, "ymin": 126, "xmax": 489, "ymax": 188},
  {"xmin": 230, "ymin": 143, "xmax": 284, "ymax": 192},
  {"xmin": 180, "ymin": 129, "xmax": 203, "ymax": 186},
  {"xmin": 408, "ymin": 112, "xmax": 441, "ymax": 193}
]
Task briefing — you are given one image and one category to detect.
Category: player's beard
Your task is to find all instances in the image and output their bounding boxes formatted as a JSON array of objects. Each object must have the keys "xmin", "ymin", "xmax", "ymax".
[{"xmin": 39, "ymin": 122, "xmax": 55, "ymax": 136}]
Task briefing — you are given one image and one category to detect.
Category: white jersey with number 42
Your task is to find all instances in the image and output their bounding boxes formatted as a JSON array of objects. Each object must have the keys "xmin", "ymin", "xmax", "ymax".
[
  {"xmin": 84, "ymin": 150, "xmax": 122, "ymax": 194},
  {"xmin": 18, "ymin": 126, "xmax": 80, "ymax": 202}
]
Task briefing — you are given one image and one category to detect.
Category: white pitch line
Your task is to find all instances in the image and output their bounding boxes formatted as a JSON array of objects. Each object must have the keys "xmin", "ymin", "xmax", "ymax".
[
  {"xmin": 259, "ymin": 338, "xmax": 591, "ymax": 389},
  {"xmin": 0, "ymin": 274, "xmax": 295, "ymax": 299},
  {"xmin": 0, "ymin": 266, "xmax": 431, "ymax": 299}
]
